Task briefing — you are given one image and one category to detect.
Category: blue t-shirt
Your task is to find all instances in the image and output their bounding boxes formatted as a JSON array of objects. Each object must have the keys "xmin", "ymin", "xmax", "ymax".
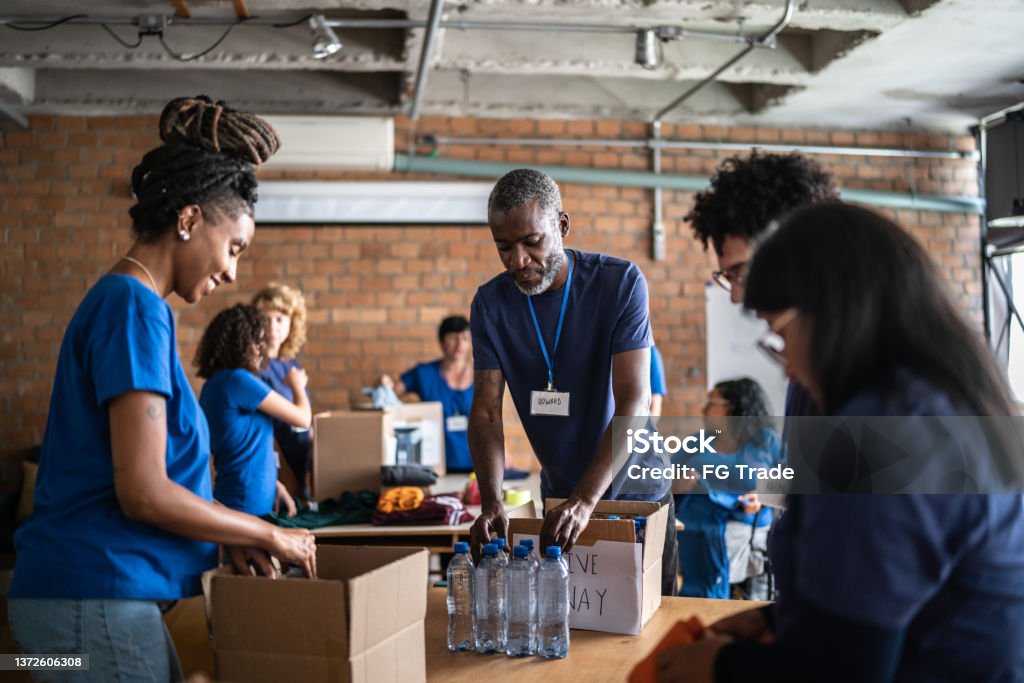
[
  {"xmin": 771, "ymin": 371, "xmax": 1024, "ymax": 679},
  {"xmin": 401, "ymin": 360, "xmax": 474, "ymax": 472},
  {"xmin": 200, "ymin": 369, "xmax": 276, "ymax": 516},
  {"xmin": 471, "ymin": 249, "xmax": 665, "ymax": 501},
  {"xmin": 650, "ymin": 345, "xmax": 666, "ymax": 396},
  {"xmin": 258, "ymin": 358, "xmax": 312, "ymax": 472},
  {"xmin": 11, "ymin": 275, "xmax": 217, "ymax": 600}
]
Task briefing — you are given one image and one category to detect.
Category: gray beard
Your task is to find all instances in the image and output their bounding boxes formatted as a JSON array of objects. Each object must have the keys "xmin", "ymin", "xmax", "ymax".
[{"xmin": 513, "ymin": 239, "xmax": 565, "ymax": 296}]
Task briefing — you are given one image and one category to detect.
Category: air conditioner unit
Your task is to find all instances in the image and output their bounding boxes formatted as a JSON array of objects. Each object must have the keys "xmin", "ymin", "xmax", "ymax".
[{"xmin": 260, "ymin": 116, "xmax": 394, "ymax": 171}]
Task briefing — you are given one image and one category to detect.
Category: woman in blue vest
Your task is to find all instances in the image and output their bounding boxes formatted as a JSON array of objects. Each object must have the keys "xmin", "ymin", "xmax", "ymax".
[
  {"xmin": 381, "ymin": 315, "xmax": 475, "ymax": 472},
  {"xmin": 196, "ymin": 304, "xmax": 312, "ymax": 518},
  {"xmin": 8, "ymin": 96, "xmax": 317, "ymax": 683},
  {"xmin": 251, "ymin": 282, "xmax": 315, "ymax": 500},
  {"xmin": 657, "ymin": 203, "xmax": 1024, "ymax": 682}
]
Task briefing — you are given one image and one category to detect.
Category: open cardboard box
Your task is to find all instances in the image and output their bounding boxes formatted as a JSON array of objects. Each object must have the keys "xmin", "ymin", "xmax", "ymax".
[
  {"xmin": 202, "ymin": 545, "xmax": 429, "ymax": 683},
  {"xmin": 509, "ymin": 498, "xmax": 669, "ymax": 635},
  {"xmin": 312, "ymin": 402, "xmax": 444, "ymax": 499}
]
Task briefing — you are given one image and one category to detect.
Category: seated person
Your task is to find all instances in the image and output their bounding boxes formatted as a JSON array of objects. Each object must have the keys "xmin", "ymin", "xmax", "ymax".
[
  {"xmin": 672, "ymin": 378, "xmax": 785, "ymax": 599},
  {"xmin": 195, "ymin": 304, "xmax": 311, "ymax": 517},
  {"xmin": 381, "ymin": 315, "xmax": 474, "ymax": 473}
]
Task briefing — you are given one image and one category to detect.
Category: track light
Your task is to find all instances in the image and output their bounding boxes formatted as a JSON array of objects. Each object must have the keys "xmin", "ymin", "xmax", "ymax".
[
  {"xmin": 310, "ymin": 14, "xmax": 341, "ymax": 59},
  {"xmin": 635, "ymin": 29, "xmax": 660, "ymax": 70}
]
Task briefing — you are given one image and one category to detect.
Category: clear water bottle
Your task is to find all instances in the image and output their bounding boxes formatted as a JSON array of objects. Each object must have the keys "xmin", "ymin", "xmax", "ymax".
[
  {"xmin": 518, "ymin": 539, "xmax": 540, "ymax": 571},
  {"xmin": 634, "ymin": 516, "xmax": 647, "ymax": 544},
  {"xmin": 491, "ymin": 536, "xmax": 509, "ymax": 567},
  {"xmin": 447, "ymin": 541, "xmax": 475, "ymax": 652},
  {"xmin": 537, "ymin": 545, "xmax": 570, "ymax": 659},
  {"xmin": 505, "ymin": 546, "xmax": 537, "ymax": 657},
  {"xmin": 473, "ymin": 543, "xmax": 507, "ymax": 654}
]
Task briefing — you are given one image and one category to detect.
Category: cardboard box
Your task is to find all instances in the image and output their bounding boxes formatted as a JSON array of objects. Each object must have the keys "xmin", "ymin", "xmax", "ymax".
[
  {"xmin": 202, "ymin": 545, "xmax": 429, "ymax": 683},
  {"xmin": 509, "ymin": 499, "xmax": 669, "ymax": 636},
  {"xmin": 313, "ymin": 402, "xmax": 444, "ymax": 499}
]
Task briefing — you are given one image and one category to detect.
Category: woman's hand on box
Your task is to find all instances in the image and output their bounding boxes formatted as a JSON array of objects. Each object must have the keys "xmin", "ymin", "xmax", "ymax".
[
  {"xmin": 227, "ymin": 545, "xmax": 277, "ymax": 578},
  {"xmin": 269, "ymin": 527, "xmax": 318, "ymax": 579}
]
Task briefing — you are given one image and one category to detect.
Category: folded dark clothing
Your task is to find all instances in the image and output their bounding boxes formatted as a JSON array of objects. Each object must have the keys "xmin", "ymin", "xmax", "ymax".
[
  {"xmin": 381, "ymin": 464, "xmax": 438, "ymax": 487},
  {"xmin": 264, "ymin": 490, "xmax": 378, "ymax": 529},
  {"xmin": 372, "ymin": 495, "xmax": 473, "ymax": 526}
]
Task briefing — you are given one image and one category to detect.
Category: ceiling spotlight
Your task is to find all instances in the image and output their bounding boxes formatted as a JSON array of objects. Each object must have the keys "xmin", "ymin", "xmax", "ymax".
[
  {"xmin": 310, "ymin": 15, "xmax": 342, "ymax": 59},
  {"xmin": 635, "ymin": 29, "xmax": 660, "ymax": 70}
]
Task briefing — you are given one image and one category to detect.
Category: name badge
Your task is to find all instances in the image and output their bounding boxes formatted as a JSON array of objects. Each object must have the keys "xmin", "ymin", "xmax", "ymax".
[
  {"xmin": 530, "ymin": 390, "xmax": 570, "ymax": 416},
  {"xmin": 446, "ymin": 415, "xmax": 468, "ymax": 432}
]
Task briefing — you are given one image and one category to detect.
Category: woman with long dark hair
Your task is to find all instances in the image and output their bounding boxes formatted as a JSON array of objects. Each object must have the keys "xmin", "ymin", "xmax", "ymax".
[{"xmin": 658, "ymin": 203, "xmax": 1024, "ymax": 682}]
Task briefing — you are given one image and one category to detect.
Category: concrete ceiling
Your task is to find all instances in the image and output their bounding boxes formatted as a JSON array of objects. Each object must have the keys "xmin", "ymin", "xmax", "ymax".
[{"xmin": 0, "ymin": 0, "xmax": 1021, "ymax": 132}]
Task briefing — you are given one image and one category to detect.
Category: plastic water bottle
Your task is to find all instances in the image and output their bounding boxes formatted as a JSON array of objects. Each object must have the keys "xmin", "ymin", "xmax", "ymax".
[
  {"xmin": 447, "ymin": 542, "xmax": 475, "ymax": 652},
  {"xmin": 505, "ymin": 546, "xmax": 537, "ymax": 657},
  {"xmin": 634, "ymin": 516, "xmax": 647, "ymax": 544},
  {"xmin": 474, "ymin": 543, "xmax": 507, "ymax": 654},
  {"xmin": 518, "ymin": 539, "xmax": 540, "ymax": 571},
  {"xmin": 491, "ymin": 536, "xmax": 509, "ymax": 567},
  {"xmin": 537, "ymin": 545, "xmax": 570, "ymax": 659}
]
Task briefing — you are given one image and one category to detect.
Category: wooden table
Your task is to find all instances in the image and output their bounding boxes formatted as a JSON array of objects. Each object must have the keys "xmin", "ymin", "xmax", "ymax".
[{"xmin": 424, "ymin": 588, "xmax": 763, "ymax": 682}]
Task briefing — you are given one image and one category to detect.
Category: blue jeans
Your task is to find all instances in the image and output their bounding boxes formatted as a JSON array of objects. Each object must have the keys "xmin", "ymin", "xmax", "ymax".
[{"xmin": 8, "ymin": 599, "xmax": 183, "ymax": 683}]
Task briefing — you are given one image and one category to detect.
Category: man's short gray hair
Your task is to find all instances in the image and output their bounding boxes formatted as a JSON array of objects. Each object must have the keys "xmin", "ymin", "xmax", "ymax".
[{"xmin": 487, "ymin": 169, "xmax": 563, "ymax": 229}]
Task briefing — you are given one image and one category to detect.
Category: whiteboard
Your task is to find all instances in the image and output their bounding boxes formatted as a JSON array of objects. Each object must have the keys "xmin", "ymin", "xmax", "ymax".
[{"xmin": 705, "ymin": 284, "xmax": 789, "ymax": 416}]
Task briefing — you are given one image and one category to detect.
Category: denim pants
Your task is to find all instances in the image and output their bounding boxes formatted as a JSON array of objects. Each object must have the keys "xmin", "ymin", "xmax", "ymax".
[{"xmin": 8, "ymin": 598, "xmax": 184, "ymax": 683}]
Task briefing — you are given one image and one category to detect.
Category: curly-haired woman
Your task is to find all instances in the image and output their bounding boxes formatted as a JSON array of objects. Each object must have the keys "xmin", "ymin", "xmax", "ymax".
[
  {"xmin": 196, "ymin": 304, "xmax": 310, "ymax": 520},
  {"xmin": 251, "ymin": 282, "xmax": 314, "ymax": 500},
  {"xmin": 8, "ymin": 96, "xmax": 316, "ymax": 682}
]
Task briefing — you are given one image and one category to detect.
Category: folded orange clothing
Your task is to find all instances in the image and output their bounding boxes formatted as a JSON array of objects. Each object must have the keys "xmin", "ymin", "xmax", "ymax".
[
  {"xmin": 627, "ymin": 617, "xmax": 706, "ymax": 683},
  {"xmin": 376, "ymin": 486, "xmax": 425, "ymax": 513}
]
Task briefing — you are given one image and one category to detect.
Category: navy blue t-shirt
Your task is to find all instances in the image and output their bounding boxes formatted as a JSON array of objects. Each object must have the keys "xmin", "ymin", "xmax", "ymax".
[
  {"xmin": 471, "ymin": 249, "xmax": 666, "ymax": 501},
  {"xmin": 200, "ymin": 369, "xmax": 276, "ymax": 516},
  {"xmin": 11, "ymin": 275, "xmax": 217, "ymax": 600},
  {"xmin": 771, "ymin": 371, "xmax": 1024, "ymax": 679},
  {"xmin": 401, "ymin": 360, "xmax": 474, "ymax": 472},
  {"xmin": 258, "ymin": 357, "xmax": 312, "ymax": 476}
]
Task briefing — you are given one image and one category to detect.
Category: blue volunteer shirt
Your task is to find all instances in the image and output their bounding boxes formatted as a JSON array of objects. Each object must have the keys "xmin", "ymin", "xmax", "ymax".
[
  {"xmin": 471, "ymin": 249, "xmax": 666, "ymax": 501},
  {"xmin": 258, "ymin": 357, "xmax": 312, "ymax": 476},
  {"xmin": 11, "ymin": 275, "xmax": 217, "ymax": 600},
  {"xmin": 771, "ymin": 370, "xmax": 1024, "ymax": 679},
  {"xmin": 200, "ymin": 369, "xmax": 276, "ymax": 516},
  {"xmin": 650, "ymin": 345, "xmax": 666, "ymax": 396},
  {"xmin": 401, "ymin": 360, "xmax": 474, "ymax": 472}
]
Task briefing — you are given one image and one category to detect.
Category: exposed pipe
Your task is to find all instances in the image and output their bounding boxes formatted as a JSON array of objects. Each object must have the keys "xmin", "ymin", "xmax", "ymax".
[
  {"xmin": 650, "ymin": 122, "xmax": 665, "ymax": 261},
  {"xmin": 0, "ymin": 15, "xmax": 772, "ymax": 47},
  {"xmin": 393, "ymin": 153, "xmax": 984, "ymax": 215},
  {"xmin": 423, "ymin": 135, "xmax": 975, "ymax": 161},
  {"xmin": 409, "ymin": 0, "xmax": 445, "ymax": 121},
  {"xmin": 653, "ymin": 0, "xmax": 795, "ymax": 124}
]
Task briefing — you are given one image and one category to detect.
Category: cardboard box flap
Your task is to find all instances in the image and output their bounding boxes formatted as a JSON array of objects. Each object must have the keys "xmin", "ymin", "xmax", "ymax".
[
  {"xmin": 348, "ymin": 620, "xmax": 425, "ymax": 683},
  {"xmin": 317, "ymin": 545, "xmax": 425, "ymax": 582},
  {"xmin": 208, "ymin": 573, "xmax": 348, "ymax": 657},
  {"xmin": 506, "ymin": 500, "xmax": 537, "ymax": 519},
  {"xmin": 544, "ymin": 498, "xmax": 662, "ymax": 517},
  {"xmin": 345, "ymin": 547, "xmax": 429, "ymax": 656},
  {"xmin": 508, "ymin": 516, "xmax": 636, "ymax": 547},
  {"xmin": 641, "ymin": 503, "xmax": 670, "ymax": 571}
]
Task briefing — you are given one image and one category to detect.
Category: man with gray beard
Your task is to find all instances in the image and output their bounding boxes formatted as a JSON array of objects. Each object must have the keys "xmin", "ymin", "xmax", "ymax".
[{"xmin": 468, "ymin": 168, "xmax": 678, "ymax": 595}]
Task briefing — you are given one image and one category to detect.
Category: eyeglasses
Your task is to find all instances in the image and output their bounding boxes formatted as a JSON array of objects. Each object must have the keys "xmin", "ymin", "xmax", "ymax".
[
  {"xmin": 756, "ymin": 308, "xmax": 799, "ymax": 367},
  {"xmin": 711, "ymin": 262, "xmax": 749, "ymax": 292}
]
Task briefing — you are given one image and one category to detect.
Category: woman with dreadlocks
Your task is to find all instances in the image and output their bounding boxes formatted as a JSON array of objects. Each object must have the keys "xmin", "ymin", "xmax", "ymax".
[{"xmin": 8, "ymin": 96, "xmax": 316, "ymax": 682}]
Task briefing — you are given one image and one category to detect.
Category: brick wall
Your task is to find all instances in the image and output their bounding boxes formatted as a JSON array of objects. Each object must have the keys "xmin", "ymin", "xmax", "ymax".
[{"xmin": 0, "ymin": 114, "xmax": 981, "ymax": 469}]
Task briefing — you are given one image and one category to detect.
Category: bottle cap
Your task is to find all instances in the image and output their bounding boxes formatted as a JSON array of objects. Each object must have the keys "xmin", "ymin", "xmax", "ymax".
[
  {"xmin": 482, "ymin": 543, "xmax": 498, "ymax": 556},
  {"xmin": 454, "ymin": 542, "xmax": 469, "ymax": 554},
  {"xmin": 545, "ymin": 545, "xmax": 562, "ymax": 559},
  {"xmin": 635, "ymin": 516, "xmax": 647, "ymax": 528},
  {"xmin": 513, "ymin": 545, "xmax": 528, "ymax": 558},
  {"xmin": 519, "ymin": 539, "xmax": 534, "ymax": 549},
  {"xmin": 491, "ymin": 537, "xmax": 506, "ymax": 549},
  {"xmin": 606, "ymin": 516, "xmax": 620, "ymax": 520}
]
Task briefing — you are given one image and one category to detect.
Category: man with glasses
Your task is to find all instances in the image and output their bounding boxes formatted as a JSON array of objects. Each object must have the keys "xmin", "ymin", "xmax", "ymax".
[{"xmin": 686, "ymin": 151, "xmax": 839, "ymax": 416}]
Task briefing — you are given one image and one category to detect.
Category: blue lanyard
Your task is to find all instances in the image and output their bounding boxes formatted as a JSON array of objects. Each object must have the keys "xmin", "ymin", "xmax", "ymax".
[{"xmin": 526, "ymin": 249, "xmax": 573, "ymax": 390}]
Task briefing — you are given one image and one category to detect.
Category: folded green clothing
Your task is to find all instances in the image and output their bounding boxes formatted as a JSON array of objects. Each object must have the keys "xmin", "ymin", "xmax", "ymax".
[{"xmin": 264, "ymin": 490, "xmax": 379, "ymax": 529}]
